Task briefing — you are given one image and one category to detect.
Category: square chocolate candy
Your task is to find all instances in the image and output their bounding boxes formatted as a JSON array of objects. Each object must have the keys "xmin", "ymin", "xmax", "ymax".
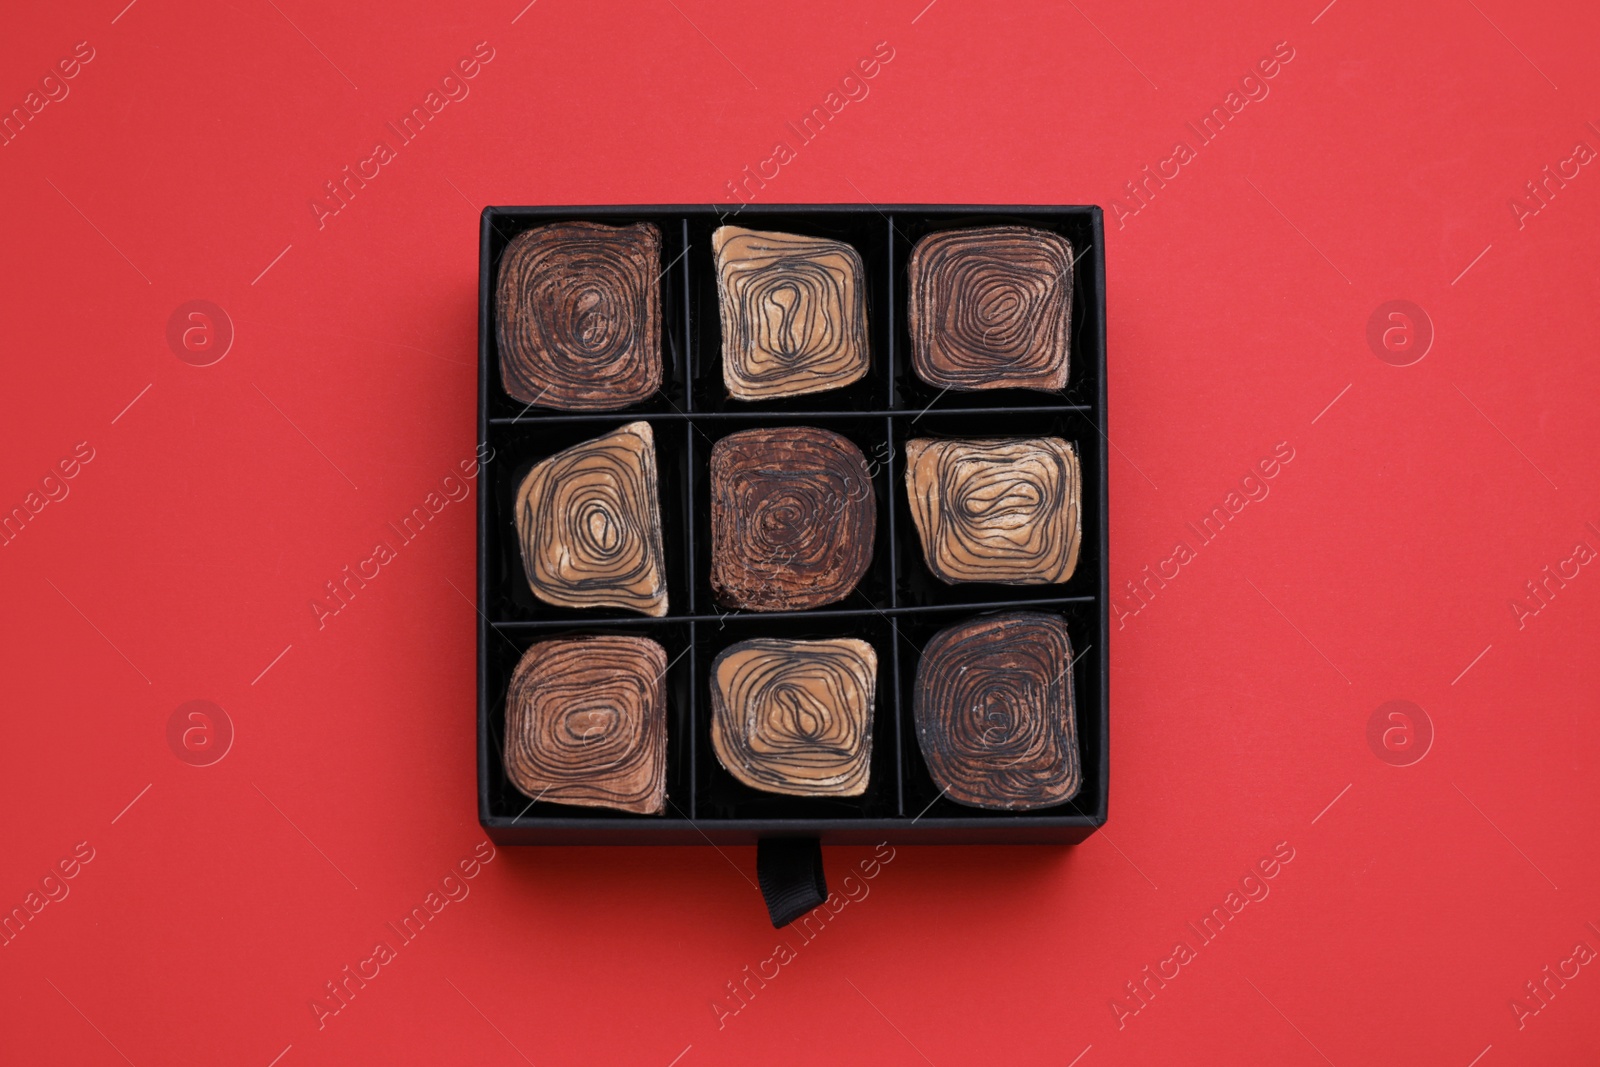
[
  {"xmin": 913, "ymin": 612, "xmax": 1080, "ymax": 811},
  {"xmin": 496, "ymin": 221, "xmax": 662, "ymax": 410},
  {"xmin": 905, "ymin": 435, "xmax": 1081, "ymax": 585},
  {"xmin": 713, "ymin": 226, "xmax": 870, "ymax": 400},
  {"xmin": 515, "ymin": 421, "xmax": 669, "ymax": 616},
  {"xmin": 709, "ymin": 426, "xmax": 874, "ymax": 612},
  {"xmin": 503, "ymin": 635, "xmax": 668, "ymax": 814},
  {"xmin": 907, "ymin": 225, "xmax": 1073, "ymax": 392},
  {"xmin": 711, "ymin": 637, "xmax": 877, "ymax": 797}
]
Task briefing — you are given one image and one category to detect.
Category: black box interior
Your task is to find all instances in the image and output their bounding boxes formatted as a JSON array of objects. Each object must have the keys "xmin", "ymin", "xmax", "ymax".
[{"xmin": 478, "ymin": 205, "xmax": 1108, "ymax": 845}]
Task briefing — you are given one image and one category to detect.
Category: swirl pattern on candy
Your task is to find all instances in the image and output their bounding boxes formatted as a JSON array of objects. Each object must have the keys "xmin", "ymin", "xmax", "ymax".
[
  {"xmin": 905, "ymin": 435, "xmax": 1080, "ymax": 585},
  {"xmin": 713, "ymin": 225, "xmax": 870, "ymax": 400},
  {"xmin": 710, "ymin": 638, "xmax": 877, "ymax": 797},
  {"xmin": 907, "ymin": 225, "xmax": 1073, "ymax": 392},
  {"xmin": 515, "ymin": 421, "xmax": 668, "ymax": 616},
  {"xmin": 709, "ymin": 426, "xmax": 875, "ymax": 612},
  {"xmin": 495, "ymin": 221, "xmax": 662, "ymax": 410},
  {"xmin": 503, "ymin": 635, "xmax": 668, "ymax": 814},
  {"xmin": 913, "ymin": 612, "xmax": 1080, "ymax": 810}
]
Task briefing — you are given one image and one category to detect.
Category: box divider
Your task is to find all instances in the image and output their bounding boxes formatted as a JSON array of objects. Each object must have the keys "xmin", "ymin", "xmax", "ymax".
[
  {"xmin": 882, "ymin": 412, "xmax": 906, "ymax": 815},
  {"xmin": 885, "ymin": 214, "xmax": 897, "ymax": 409},
  {"xmin": 686, "ymin": 617, "xmax": 699, "ymax": 819},
  {"xmin": 683, "ymin": 417, "xmax": 700, "ymax": 818},
  {"xmin": 680, "ymin": 217, "xmax": 693, "ymax": 414}
]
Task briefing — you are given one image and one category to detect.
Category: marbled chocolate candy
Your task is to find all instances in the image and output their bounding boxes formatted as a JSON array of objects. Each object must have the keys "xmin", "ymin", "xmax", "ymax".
[
  {"xmin": 713, "ymin": 225, "xmax": 869, "ymax": 400},
  {"xmin": 503, "ymin": 635, "xmax": 668, "ymax": 814},
  {"xmin": 711, "ymin": 637, "xmax": 877, "ymax": 797},
  {"xmin": 515, "ymin": 421, "xmax": 669, "ymax": 616},
  {"xmin": 496, "ymin": 221, "xmax": 662, "ymax": 410},
  {"xmin": 908, "ymin": 225, "xmax": 1072, "ymax": 392},
  {"xmin": 709, "ymin": 426, "xmax": 875, "ymax": 612},
  {"xmin": 914, "ymin": 612, "xmax": 1080, "ymax": 810},
  {"xmin": 905, "ymin": 436, "xmax": 1080, "ymax": 585}
]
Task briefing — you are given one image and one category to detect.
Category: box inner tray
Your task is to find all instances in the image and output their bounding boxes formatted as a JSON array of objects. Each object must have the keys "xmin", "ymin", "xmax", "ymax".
[{"xmin": 478, "ymin": 205, "xmax": 1108, "ymax": 845}]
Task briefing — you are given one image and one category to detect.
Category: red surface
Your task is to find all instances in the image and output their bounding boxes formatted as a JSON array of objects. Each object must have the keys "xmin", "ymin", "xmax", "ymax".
[{"xmin": 2, "ymin": 1, "xmax": 1598, "ymax": 1063}]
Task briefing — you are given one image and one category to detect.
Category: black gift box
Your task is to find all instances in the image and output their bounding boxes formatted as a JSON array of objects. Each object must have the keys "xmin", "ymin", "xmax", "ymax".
[{"xmin": 476, "ymin": 205, "xmax": 1109, "ymax": 866}]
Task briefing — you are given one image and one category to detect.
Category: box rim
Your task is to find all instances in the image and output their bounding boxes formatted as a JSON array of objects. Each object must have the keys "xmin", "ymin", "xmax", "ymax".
[{"xmin": 477, "ymin": 203, "xmax": 1109, "ymax": 841}]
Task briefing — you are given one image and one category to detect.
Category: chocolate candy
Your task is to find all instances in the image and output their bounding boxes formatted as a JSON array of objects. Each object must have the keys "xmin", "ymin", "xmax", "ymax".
[
  {"xmin": 504, "ymin": 635, "xmax": 668, "ymax": 814},
  {"xmin": 905, "ymin": 436, "xmax": 1080, "ymax": 585},
  {"xmin": 711, "ymin": 637, "xmax": 877, "ymax": 797},
  {"xmin": 515, "ymin": 421, "xmax": 669, "ymax": 616},
  {"xmin": 908, "ymin": 225, "xmax": 1073, "ymax": 392},
  {"xmin": 709, "ymin": 426, "xmax": 874, "ymax": 612},
  {"xmin": 496, "ymin": 221, "xmax": 662, "ymax": 410},
  {"xmin": 914, "ymin": 612, "xmax": 1080, "ymax": 810},
  {"xmin": 713, "ymin": 225, "xmax": 870, "ymax": 399}
]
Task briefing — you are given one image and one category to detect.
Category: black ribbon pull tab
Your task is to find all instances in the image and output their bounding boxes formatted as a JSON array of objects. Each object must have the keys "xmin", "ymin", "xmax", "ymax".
[{"xmin": 756, "ymin": 837, "xmax": 827, "ymax": 928}]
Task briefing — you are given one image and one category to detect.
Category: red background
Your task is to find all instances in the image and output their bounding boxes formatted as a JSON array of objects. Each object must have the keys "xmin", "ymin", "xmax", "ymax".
[{"xmin": 3, "ymin": 0, "xmax": 1598, "ymax": 1063}]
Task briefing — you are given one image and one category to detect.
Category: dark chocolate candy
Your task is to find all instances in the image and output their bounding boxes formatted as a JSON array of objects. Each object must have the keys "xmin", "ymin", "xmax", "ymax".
[
  {"xmin": 496, "ymin": 221, "xmax": 662, "ymax": 410},
  {"xmin": 914, "ymin": 611, "xmax": 1080, "ymax": 811},
  {"xmin": 907, "ymin": 225, "xmax": 1073, "ymax": 392},
  {"xmin": 709, "ymin": 426, "xmax": 874, "ymax": 612}
]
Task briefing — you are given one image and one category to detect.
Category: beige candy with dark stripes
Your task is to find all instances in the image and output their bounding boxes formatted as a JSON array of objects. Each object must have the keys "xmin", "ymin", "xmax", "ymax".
[
  {"xmin": 905, "ymin": 436, "xmax": 1081, "ymax": 585},
  {"xmin": 713, "ymin": 225, "xmax": 870, "ymax": 400},
  {"xmin": 710, "ymin": 638, "xmax": 877, "ymax": 797},
  {"xmin": 515, "ymin": 421, "xmax": 669, "ymax": 616}
]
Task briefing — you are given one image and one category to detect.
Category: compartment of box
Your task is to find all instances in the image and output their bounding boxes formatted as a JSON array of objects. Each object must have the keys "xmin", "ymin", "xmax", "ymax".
[
  {"xmin": 482, "ymin": 208, "xmax": 691, "ymax": 421},
  {"xmin": 693, "ymin": 612, "xmax": 902, "ymax": 821},
  {"xmin": 483, "ymin": 415, "xmax": 695, "ymax": 623},
  {"xmin": 480, "ymin": 621, "xmax": 697, "ymax": 824},
  {"xmin": 890, "ymin": 208, "xmax": 1100, "ymax": 413},
  {"xmin": 891, "ymin": 408, "xmax": 1102, "ymax": 608},
  {"xmin": 894, "ymin": 600, "xmax": 1105, "ymax": 823},
  {"xmin": 686, "ymin": 210, "xmax": 894, "ymax": 413}
]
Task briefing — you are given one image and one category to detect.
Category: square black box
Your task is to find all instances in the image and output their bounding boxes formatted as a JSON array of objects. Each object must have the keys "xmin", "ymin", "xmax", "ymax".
[{"xmin": 478, "ymin": 205, "xmax": 1108, "ymax": 845}]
